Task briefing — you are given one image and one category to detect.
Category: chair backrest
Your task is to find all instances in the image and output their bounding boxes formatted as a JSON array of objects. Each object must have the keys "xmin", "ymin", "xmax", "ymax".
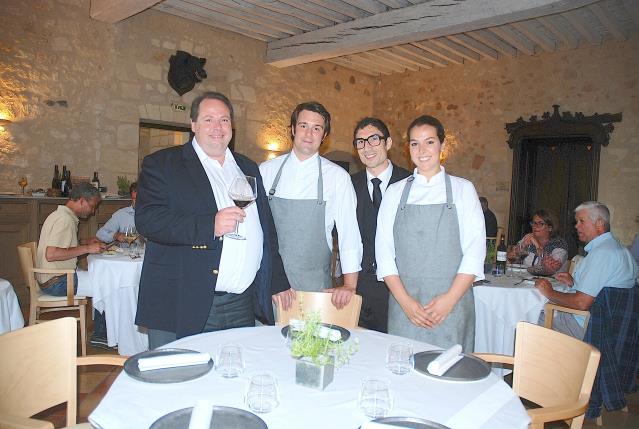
[
  {"xmin": 17, "ymin": 242, "xmax": 39, "ymax": 303},
  {"xmin": 0, "ymin": 317, "xmax": 78, "ymax": 426},
  {"xmin": 569, "ymin": 255, "xmax": 584, "ymax": 275},
  {"xmin": 276, "ymin": 291, "xmax": 362, "ymax": 329},
  {"xmin": 512, "ymin": 322, "xmax": 600, "ymax": 425}
]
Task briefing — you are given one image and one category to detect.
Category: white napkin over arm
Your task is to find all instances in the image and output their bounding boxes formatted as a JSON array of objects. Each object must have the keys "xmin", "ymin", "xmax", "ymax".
[
  {"xmin": 427, "ymin": 344, "xmax": 463, "ymax": 376},
  {"xmin": 138, "ymin": 352, "xmax": 211, "ymax": 371},
  {"xmin": 188, "ymin": 400, "xmax": 214, "ymax": 429}
]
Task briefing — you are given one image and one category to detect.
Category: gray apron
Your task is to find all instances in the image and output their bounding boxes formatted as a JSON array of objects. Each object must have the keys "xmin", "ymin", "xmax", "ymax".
[
  {"xmin": 268, "ymin": 154, "xmax": 332, "ymax": 291},
  {"xmin": 388, "ymin": 174, "xmax": 475, "ymax": 352}
]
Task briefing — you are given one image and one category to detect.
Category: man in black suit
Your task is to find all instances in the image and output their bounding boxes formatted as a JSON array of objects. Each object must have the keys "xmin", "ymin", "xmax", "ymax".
[
  {"xmin": 135, "ymin": 91, "xmax": 289, "ymax": 348},
  {"xmin": 351, "ymin": 118, "xmax": 411, "ymax": 332}
]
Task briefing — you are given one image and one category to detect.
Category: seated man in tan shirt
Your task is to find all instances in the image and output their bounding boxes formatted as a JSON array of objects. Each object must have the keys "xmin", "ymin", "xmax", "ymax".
[{"xmin": 37, "ymin": 182, "xmax": 108, "ymax": 347}]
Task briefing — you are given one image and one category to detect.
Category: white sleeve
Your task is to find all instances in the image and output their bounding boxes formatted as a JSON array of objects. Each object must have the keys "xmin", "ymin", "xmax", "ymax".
[
  {"xmin": 375, "ymin": 181, "xmax": 403, "ymax": 280},
  {"xmin": 333, "ymin": 171, "xmax": 362, "ymax": 274},
  {"xmin": 455, "ymin": 180, "xmax": 486, "ymax": 280}
]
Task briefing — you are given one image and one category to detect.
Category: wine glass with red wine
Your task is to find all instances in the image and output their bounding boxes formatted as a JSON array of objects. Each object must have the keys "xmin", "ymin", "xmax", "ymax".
[{"xmin": 227, "ymin": 175, "xmax": 257, "ymax": 240}]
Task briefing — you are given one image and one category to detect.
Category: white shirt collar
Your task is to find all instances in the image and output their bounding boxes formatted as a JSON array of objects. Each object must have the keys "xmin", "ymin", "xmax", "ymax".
[
  {"xmin": 192, "ymin": 138, "xmax": 236, "ymax": 168},
  {"xmin": 289, "ymin": 150, "xmax": 319, "ymax": 166},
  {"xmin": 413, "ymin": 165, "xmax": 445, "ymax": 186}
]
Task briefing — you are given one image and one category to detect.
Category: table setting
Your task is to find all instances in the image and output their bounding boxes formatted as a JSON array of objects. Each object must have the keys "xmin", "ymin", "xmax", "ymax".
[{"xmin": 89, "ymin": 325, "xmax": 529, "ymax": 429}]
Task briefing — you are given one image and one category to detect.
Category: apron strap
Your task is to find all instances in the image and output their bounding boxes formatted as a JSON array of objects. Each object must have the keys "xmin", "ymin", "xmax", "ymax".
[
  {"xmin": 267, "ymin": 152, "xmax": 324, "ymax": 205},
  {"xmin": 399, "ymin": 175, "xmax": 415, "ymax": 210},
  {"xmin": 444, "ymin": 173, "xmax": 453, "ymax": 209},
  {"xmin": 268, "ymin": 153, "xmax": 291, "ymax": 199},
  {"xmin": 317, "ymin": 155, "xmax": 324, "ymax": 205}
]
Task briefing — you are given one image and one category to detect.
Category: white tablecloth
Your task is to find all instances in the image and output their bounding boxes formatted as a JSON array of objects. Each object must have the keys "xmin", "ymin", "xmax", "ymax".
[
  {"xmin": 90, "ymin": 326, "xmax": 530, "ymax": 429},
  {"xmin": 88, "ymin": 254, "xmax": 148, "ymax": 355},
  {"xmin": 0, "ymin": 278, "xmax": 24, "ymax": 334}
]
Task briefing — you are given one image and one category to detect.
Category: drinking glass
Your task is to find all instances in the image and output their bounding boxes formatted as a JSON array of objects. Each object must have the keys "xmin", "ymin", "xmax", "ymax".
[
  {"xmin": 123, "ymin": 225, "xmax": 138, "ymax": 247},
  {"xmin": 245, "ymin": 373, "xmax": 279, "ymax": 414},
  {"xmin": 215, "ymin": 344, "xmax": 244, "ymax": 378},
  {"xmin": 358, "ymin": 378, "xmax": 392, "ymax": 419},
  {"xmin": 227, "ymin": 176, "xmax": 257, "ymax": 240},
  {"xmin": 506, "ymin": 245, "xmax": 519, "ymax": 277},
  {"xmin": 385, "ymin": 343, "xmax": 413, "ymax": 375}
]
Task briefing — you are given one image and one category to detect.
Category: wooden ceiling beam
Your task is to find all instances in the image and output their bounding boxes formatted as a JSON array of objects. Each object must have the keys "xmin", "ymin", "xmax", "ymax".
[
  {"xmin": 489, "ymin": 25, "xmax": 536, "ymax": 55},
  {"xmin": 536, "ymin": 15, "xmax": 579, "ymax": 49},
  {"xmin": 326, "ymin": 58, "xmax": 382, "ymax": 76},
  {"xmin": 447, "ymin": 33, "xmax": 499, "ymax": 60},
  {"xmin": 346, "ymin": 54, "xmax": 396, "ymax": 74},
  {"xmin": 241, "ymin": 0, "xmax": 332, "ymax": 27},
  {"xmin": 90, "ymin": 0, "xmax": 161, "ymax": 23},
  {"xmin": 562, "ymin": 9, "xmax": 602, "ymax": 44},
  {"xmin": 411, "ymin": 41, "xmax": 464, "ymax": 65},
  {"xmin": 374, "ymin": 48, "xmax": 421, "ymax": 71},
  {"xmin": 208, "ymin": 0, "xmax": 319, "ymax": 32},
  {"xmin": 307, "ymin": 0, "xmax": 370, "ymax": 19},
  {"xmin": 276, "ymin": 0, "xmax": 350, "ymax": 23},
  {"xmin": 511, "ymin": 20, "xmax": 556, "ymax": 52},
  {"xmin": 376, "ymin": 0, "xmax": 411, "ymax": 8},
  {"xmin": 466, "ymin": 29, "xmax": 518, "ymax": 58},
  {"xmin": 622, "ymin": 0, "xmax": 639, "ymax": 28},
  {"xmin": 393, "ymin": 44, "xmax": 446, "ymax": 67},
  {"xmin": 266, "ymin": 0, "xmax": 599, "ymax": 67},
  {"xmin": 341, "ymin": 0, "xmax": 389, "ymax": 14},
  {"xmin": 430, "ymin": 37, "xmax": 481, "ymax": 63},
  {"xmin": 384, "ymin": 46, "xmax": 433, "ymax": 69},
  {"xmin": 588, "ymin": 3, "xmax": 627, "ymax": 41},
  {"xmin": 359, "ymin": 52, "xmax": 408, "ymax": 73}
]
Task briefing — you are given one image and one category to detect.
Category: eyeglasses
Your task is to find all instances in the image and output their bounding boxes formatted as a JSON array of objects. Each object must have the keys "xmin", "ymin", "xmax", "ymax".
[
  {"xmin": 530, "ymin": 221, "xmax": 547, "ymax": 227},
  {"xmin": 353, "ymin": 134, "xmax": 384, "ymax": 150}
]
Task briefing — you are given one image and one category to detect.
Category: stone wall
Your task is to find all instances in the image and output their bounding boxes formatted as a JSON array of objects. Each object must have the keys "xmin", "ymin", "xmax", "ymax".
[
  {"xmin": 0, "ymin": 0, "xmax": 373, "ymax": 194},
  {"xmin": 373, "ymin": 36, "xmax": 639, "ymax": 243}
]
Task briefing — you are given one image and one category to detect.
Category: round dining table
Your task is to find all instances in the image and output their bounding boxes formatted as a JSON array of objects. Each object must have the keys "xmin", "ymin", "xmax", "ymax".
[
  {"xmin": 88, "ymin": 253, "xmax": 148, "ymax": 355},
  {"xmin": 89, "ymin": 326, "xmax": 530, "ymax": 429}
]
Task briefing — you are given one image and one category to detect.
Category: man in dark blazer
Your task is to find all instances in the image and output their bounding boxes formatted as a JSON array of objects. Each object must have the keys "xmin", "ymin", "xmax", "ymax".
[
  {"xmin": 135, "ymin": 91, "xmax": 289, "ymax": 348},
  {"xmin": 351, "ymin": 118, "xmax": 411, "ymax": 333}
]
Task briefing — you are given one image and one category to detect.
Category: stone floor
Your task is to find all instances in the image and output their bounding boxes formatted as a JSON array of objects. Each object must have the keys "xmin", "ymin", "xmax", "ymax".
[{"xmin": 17, "ymin": 301, "xmax": 639, "ymax": 428}]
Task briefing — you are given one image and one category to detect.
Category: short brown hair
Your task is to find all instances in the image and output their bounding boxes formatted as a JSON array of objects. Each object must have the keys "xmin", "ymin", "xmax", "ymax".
[{"xmin": 290, "ymin": 101, "xmax": 331, "ymax": 139}]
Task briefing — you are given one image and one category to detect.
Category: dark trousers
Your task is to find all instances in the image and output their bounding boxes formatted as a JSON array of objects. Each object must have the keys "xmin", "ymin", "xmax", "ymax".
[
  {"xmin": 356, "ymin": 273, "xmax": 390, "ymax": 333},
  {"xmin": 148, "ymin": 287, "xmax": 255, "ymax": 349}
]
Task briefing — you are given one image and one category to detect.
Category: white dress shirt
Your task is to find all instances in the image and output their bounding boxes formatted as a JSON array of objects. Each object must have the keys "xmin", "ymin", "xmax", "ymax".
[
  {"xmin": 375, "ymin": 166, "xmax": 486, "ymax": 281},
  {"xmin": 260, "ymin": 151, "xmax": 362, "ymax": 274},
  {"xmin": 366, "ymin": 160, "xmax": 394, "ymax": 200},
  {"xmin": 193, "ymin": 140, "xmax": 263, "ymax": 293}
]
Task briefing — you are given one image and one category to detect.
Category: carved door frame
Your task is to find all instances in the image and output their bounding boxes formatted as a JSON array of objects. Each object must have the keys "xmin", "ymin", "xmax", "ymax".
[{"xmin": 505, "ymin": 105, "xmax": 621, "ymax": 245}]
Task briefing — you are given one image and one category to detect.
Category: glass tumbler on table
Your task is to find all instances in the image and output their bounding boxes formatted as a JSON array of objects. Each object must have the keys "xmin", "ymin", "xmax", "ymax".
[
  {"xmin": 359, "ymin": 378, "xmax": 392, "ymax": 419},
  {"xmin": 385, "ymin": 343, "xmax": 413, "ymax": 375},
  {"xmin": 215, "ymin": 344, "xmax": 244, "ymax": 378},
  {"xmin": 245, "ymin": 373, "xmax": 279, "ymax": 414}
]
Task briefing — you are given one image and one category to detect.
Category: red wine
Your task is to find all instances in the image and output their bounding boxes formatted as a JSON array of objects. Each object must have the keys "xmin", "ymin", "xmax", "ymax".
[{"xmin": 234, "ymin": 199, "xmax": 252, "ymax": 208}]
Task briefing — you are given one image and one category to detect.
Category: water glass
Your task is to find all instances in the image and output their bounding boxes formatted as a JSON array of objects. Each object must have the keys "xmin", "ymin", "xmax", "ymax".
[
  {"xmin": 215, "ymin": 344, "xmax": 244, "ymax": 378},
  {"xmin": 358, "ymin": 378, "xmax": 392, "ymax": 419},
  {"xmin": 245, "ymin": 373, "xmax": 279, "ymax": 413},
  {"xmin": 385, "ymin": 343, "xmax": 413, "ymax": 375}
]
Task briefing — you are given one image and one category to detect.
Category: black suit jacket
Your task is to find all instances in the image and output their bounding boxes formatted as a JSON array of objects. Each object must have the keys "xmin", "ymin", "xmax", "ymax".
[
  {"xmin": 351, "ymin": 164, "xmax": 411, "ymax": 275},
  {"xmin": 135, "ymin": 141, "xmax": 289, "ymax": 338}
]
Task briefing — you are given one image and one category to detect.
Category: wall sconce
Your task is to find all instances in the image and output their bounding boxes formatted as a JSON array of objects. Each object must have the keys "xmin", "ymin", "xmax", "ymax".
[{"xmin": 0, "ymin": 118, "xmax": 12, "ymax": 126}]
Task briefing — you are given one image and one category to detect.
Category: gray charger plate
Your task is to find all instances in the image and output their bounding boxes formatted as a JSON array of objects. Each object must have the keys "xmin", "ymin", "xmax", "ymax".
[
  {"xmin": 124, "ymin": 348, "xmax": 213, "ymax": 383},
  {"xmin": 360, "ymin": 417, "xmax": 451, "ymax": 429},
  {"xmin": 281, "ymin": 323, "xmax": 350, "ymax": 341},
  {"xmin": 413, "ymin": 351, "xmax": 490, "ymax": 382},
  {"xmin": 150, "ymin": 406, "xmax": 267, "ymax": 429}
]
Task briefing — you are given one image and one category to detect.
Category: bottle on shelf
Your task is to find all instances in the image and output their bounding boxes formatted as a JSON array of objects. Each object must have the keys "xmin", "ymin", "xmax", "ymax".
[
  {"xmin": 91, "ymin": 171, "xmax": 100, "ymax": 189},
  {"xmin": 60, "ymin": 165, "xmax": 68, "ymax": 197},
  {"xmin": 51, "ymin": 165, "xmax": 61, "ymax": 190},
  {"xmin": 495, "ymin": 236, "xmax": 507, "ymax": 276},
  {"xmin": 66, "ymin": 170, "xmax": 72, "ymax": 194}
]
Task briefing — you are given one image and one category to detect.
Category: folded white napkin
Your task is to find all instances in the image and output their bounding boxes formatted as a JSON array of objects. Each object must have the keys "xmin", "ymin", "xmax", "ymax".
[
  {"xmin": 188, "ymin": 400, "xmax": 214, "ymax": 429},
  {"xmin": 427, "ymin": 344, "xmax": 463, "ymax": 376},
  {"xmin": 289, "ymin": 319, "xmax": 305, "ymax": 331},
  {"xmin": 137, "ymin": 352, "xmax": 211, "ymax": 371},
  {"xmin": 318, "ymin": 326, "xmax": 341, "ymax": 341}
]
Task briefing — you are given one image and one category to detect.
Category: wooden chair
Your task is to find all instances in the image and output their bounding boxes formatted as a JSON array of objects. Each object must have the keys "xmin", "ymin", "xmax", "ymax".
[
  {"xmin": 0, "ymin": 317, "xmax": 126, "ymax": 429},
  {"xmin": 476, "ymin": 321, "xmax": 600, "ymax": 429},
  {"xmin": 544, "ymin": 302, "xmax": 591, "ymax": 334},
  {"xmin": 275, "ymin": 291, "xmax": 362, "ymax": 328},
  {"xmin": 17, "ymin": 242, "xmax": 88, "ymax": 356}
]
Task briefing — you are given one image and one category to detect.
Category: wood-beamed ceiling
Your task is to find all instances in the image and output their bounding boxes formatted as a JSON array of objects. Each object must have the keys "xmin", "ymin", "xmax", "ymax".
[{"xmin": 90, "ymin": 0, "xmax": 639, "ymax": 76}]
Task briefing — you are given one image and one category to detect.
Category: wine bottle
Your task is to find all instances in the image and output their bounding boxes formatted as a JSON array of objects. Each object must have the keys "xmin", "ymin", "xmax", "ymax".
[
  {"xmin": 52, "ymin": 165, "xmax": 61, "ymax": 190},
  {"xmin": 66, "ymin": 170, "xmax": 72, "ymax": 194},
  {"xmin": 60, "ymin": 165, "xmax": 68, "ymax": 196},
  {"xmin": 91, "ymin": 171, "xmax": 100, "ymax": 189},
  {"xmin": 495, "ymin": 236, "xmax": 507, "ymax": 276}
]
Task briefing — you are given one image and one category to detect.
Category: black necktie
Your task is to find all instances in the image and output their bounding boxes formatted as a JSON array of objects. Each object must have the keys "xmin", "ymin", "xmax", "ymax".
[{"xmin": 371, "ymin": 178, "xmax": 382, "ymax": 211}]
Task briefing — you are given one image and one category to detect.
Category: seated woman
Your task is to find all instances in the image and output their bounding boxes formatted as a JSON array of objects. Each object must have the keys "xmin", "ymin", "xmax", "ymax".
[{"xmin": 516, "ymin": 209, "xmax": 568, "ymax": 274}]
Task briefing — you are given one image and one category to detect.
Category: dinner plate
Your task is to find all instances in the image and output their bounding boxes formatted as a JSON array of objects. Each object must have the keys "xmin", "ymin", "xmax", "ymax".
[
  {"xmin": 124, "ymin": 348, "xmax": 214, "ymax": 383},
  {"xmin": 361, "ymin": 417, "xmax": 451, "ymax": 429},
  {"xmin": 413, "ymin": 351, "xmax": 490, "ymax": 382},
  {"xmin": 281, "ymin": 323, "xmax": 350, "ymax": 341},
  {"xmin": 150, "ymin": 406, "xmax": 267, "ymax": 429},
  {"xmin": 526, "ymin": 265, "xmax": 554, "ymax": 277}
]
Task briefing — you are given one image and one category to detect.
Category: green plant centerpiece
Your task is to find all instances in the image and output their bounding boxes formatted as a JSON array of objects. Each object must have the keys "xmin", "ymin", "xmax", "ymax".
[
  {"xmin": 289, "ymin": 311, "xmax": 358, "ymax": 390},
  {"xmin": 117, "ymin": 176, "xmax": 130, "ymax": 196}
]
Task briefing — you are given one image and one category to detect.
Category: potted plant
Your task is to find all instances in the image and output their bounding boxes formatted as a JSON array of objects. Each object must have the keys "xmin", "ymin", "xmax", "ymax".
[
  {"xmin": 289, "ymin": 311, "xmax": 358, "ymax": 390},
  {"xmin": 117, "ymin": 176, "xmax": 131, "ymax": 197}
]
